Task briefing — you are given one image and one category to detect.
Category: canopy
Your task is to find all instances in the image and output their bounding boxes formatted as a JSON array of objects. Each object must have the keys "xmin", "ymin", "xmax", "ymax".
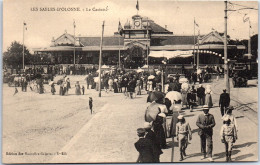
[{"xmin": 149, "ymin": 50, "xmax": 193, "ymax": 59}]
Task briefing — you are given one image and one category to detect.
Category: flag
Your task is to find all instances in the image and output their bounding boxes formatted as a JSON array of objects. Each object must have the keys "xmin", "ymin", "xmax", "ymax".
[
  {"xmin": 24, "ymin": 22, "xmax": 27, "ymax": 30},
  {"xmin": 194, "ymin": 20, "xmax": 199, "ymax": 28},
  {"xmin": 136, "ymin": 0, "xmax": 139, "ymax": 10},
  {"xmin": 118, "ymin": 21, "xmax": 123, "ymax": 36},
  {"xmin": 73, "ymin": 20, "xmax": 76, "ymax": 28}
]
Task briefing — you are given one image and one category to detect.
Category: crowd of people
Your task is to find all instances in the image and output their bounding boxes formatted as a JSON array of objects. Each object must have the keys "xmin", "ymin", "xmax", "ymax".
[{"xmin": 134, "ymin": 75, "xmax": 239, "ymax": 163}]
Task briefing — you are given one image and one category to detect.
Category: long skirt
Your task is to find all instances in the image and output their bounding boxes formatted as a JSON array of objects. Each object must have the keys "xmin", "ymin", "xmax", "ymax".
[
  {"xmin": 154, "ymin": 124, "xmax": 166, "ymax": 149},
  {"xmin": 205, "ymin": 94, "xmax": 213, "ymax": 107}
]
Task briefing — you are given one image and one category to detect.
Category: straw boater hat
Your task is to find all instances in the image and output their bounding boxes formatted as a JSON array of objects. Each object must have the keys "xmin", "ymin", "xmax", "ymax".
[{"xmin": 203, "ymin": 105, "xmax": 209, "ymax": 110}]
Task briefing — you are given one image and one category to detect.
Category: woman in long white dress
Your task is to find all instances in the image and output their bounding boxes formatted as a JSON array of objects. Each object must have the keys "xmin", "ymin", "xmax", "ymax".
[{"xmin": 205, "ymin": 85, "xmax": 213, "ymax": 107}]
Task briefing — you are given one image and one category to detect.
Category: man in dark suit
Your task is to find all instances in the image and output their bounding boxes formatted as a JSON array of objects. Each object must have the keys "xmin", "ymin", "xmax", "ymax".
[
  {"xmin": 197, "ymin": 84, "xmax": 205, "ymax": 106},
  {"xmin": 144, "ymin": 122, "xmax": 163, "ymax": 162},
  {"xmin": 135, "ymin": 128, "xmax": 156, "ymax": 163},
  {"xmin": 196, "ymin": 105, "xmax": 216, "ymax": 162},
  {"xmin": 219, "ymin": 89, "xmax": 230, "ymax": 116}
]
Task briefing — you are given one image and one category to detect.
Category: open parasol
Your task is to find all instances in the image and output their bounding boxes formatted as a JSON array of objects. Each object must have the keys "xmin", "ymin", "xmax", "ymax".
[
  {"xmin": 145, "ymin": 102, "xmax": 163, "ymax": 122},
  {"xmin": 165, "ymin": 91, "xmax": 182, "ymax": 104},
  {"xmin": 147, "ymin": 91, "xmax": 165, "ymax": 103},
  {"xmin": 179, "ymin": 77, "xmax": 188, "ymax": 83},
  {"xmin": 148, "ymin": 75, "xmax": 155, "ymax": 80}
]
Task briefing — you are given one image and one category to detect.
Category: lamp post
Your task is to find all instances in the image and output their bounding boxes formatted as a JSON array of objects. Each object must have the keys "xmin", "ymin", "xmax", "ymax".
[
  {"xmin": 224, "ymin": 1, "xmax": 230, "ymax": 94},
  {"xmin": 98, "ymin": 21, "xmax": 105, "ymax": 97}
]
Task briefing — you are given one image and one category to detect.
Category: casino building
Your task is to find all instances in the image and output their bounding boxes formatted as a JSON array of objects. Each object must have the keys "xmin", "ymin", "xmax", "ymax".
[{"xmin": 32, "ymin": 14, "xmax": 246, "ymax": 69}]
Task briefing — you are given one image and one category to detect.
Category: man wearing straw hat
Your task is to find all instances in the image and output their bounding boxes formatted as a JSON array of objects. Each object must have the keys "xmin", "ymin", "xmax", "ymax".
[
  {"xmin": 176, "ymin": 115, "xmax": 192, "ymax": 161},
  {"xmin": 196, "ymin": 105, "xmax": 216, "ymax": 162}
]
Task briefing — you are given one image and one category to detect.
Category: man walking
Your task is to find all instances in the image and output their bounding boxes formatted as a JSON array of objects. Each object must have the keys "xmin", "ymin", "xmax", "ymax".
[
  {"xmin": 196, "ymin": 105, "xmax": 216, "ymax": 161},
  {"xmin": 219, "ymin": 89, "xmax": 230, "ymax": 116},
  {"xmin": 197, "ymin": 84, "xmax": 205, "ymax": 106},
  {"xmin": 135, "ymin": 128, "xmax": 156, "ymax": 163},
  {"xmin": 144, "ymin": 122, "xmax": 162, "ymax": 162}
]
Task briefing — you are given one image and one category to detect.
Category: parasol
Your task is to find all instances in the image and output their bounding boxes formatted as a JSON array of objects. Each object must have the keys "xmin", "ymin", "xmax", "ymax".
[
  {"xmin": 141, "ymin": 64, "xmax": 149, "ymax": 69},
  {"xmin": 165, "ymin": 91, "xmax": 182, "ymax": 104},
  {"xmin": 137, "ymin": 68, "xmax": 144, "ymax": 73},
  {"xmin": 156, "ymin": 71, "xmax": 161, "ymax": 75},
  {"xmin": 148, "ymin": 75, "xmax": 155, "ymax": 80},
  {"xmin": 145, "ymin": 102, "xmax": 162, "ymax": 122},
  {"xmin": 179, "ymin": 77, "xmax": 188, "ymax": 83},
  {"xmin": 147, "ymin": 91, "xmax": 165, "ymax": 103},
  {"xmin": 181, "ymin": 82, "xmax": 189, "ymax": 90}
]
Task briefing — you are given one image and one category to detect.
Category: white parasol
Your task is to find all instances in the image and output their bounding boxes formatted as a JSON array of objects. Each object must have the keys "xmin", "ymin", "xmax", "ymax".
[
  {"xmin": 137, "ymin": 68, "xmax": 144, "ymax": 73},
  {"xmin": 141, "ymin": 65, "xmax": 149, "ymax": 69},
  {"xmin": 101, "ymin": 65, "xmax": 109, "ymax": 69},
  {"xmin": 181, "ymin": 82, "xmax": 189, "ymax": 90},
  {"xmin": 179, "ymin": 77, "xmax": 189, "ymax": 83},
  {"xmin": 165, "ymin": 91, "xmax": 182, "ymax": 104},
  {"xmin": 148, "ymin": 75, "xmax": 155, "ymax": 80}
]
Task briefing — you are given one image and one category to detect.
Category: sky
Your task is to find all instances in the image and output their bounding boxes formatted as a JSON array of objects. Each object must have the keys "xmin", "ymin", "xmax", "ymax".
[{"xmin": 3, "ymin": 0, "xmax": 258, "ymax": 52}]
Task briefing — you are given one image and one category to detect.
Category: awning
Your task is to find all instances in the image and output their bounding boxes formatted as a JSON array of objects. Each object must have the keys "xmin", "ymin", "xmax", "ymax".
[{"xmin": 149, "ymin": 50, "xmax": 194, "ymax": 59}]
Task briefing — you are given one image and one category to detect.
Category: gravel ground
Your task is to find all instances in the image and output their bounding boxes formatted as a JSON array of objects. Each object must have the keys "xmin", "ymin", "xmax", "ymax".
[{"xmin": 2, "ymin": 77, "xmax": 258, "ymax": 163}]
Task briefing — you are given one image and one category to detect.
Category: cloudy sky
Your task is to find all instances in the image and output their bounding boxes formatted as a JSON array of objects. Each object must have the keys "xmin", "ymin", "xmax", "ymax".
[{"xmin": 3, "ymin": 0, "xmax": 258, "ymax": 52}]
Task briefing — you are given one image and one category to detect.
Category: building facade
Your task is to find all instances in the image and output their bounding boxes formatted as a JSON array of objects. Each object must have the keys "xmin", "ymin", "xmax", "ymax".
[{"xmin": 33, "ymin": 14, "xmax": 246, "ymax": 69}]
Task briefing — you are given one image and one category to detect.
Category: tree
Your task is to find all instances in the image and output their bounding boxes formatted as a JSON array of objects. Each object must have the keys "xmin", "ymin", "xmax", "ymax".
[{"xmin": 3, "ymin": 41, "xmax": 32, "ymax": 69}]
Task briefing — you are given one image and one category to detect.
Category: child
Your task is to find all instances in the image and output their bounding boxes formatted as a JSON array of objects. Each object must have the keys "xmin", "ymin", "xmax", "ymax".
[
  {"xmin": 176, "ymin": 115, "xmax": 192, "ymax": 161},
  {"xmin": 89, "ymin": 97, "xmax": 93, "ymax": 114},
  {"xmin": 220, "ymin": 117, "xmax": 238, "ymax": 162},
  {"xmin": 82, "ymin": 85, "xmax": 85, "ymax": 95}
]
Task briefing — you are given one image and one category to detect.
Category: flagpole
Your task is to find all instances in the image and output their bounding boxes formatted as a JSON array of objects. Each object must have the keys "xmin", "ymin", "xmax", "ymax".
[
  {"xmin": 119, "ymin": 35, "xmax": 121, "ymax": 68},
  {"xmin": 23, "ymin": 21, "xmax": 25, "ymax": 70},
  {"xmin": 73, "ymin": 20, "xmax": 76, "ymax": 65},
  {"xmin": 197, "ymin": 30, "xmax": 200, "ymax": 70},
  {"xmin": 98, "ymin": 21, "xmax": 105, "ymax": 97},
  {"xmin": 193, "ymin": 18, "xmax": 196, "ymax": 66},
  {"xmin": 146, "ymin": 20, "xmax": 149, "ymax": 72}
]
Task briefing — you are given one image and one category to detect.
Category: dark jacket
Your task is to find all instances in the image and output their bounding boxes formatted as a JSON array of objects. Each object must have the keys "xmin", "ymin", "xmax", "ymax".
[
  {"xmin": 196, "ymin": 113, "xmax": 216, "ymax": 136},
  {"xmin": 145, "ymin": 129, "xmax": 163, "ymax": 155},
  {"xmin": 135, "ymin": 138, "xmax": 156, "ymax": 163},
  {"xmin": 197, "ymin": 87, "xmax": 205, "ymax": 98},
  {"xmin": 219, "ymin": 93, "xmax": 230, "ymax": 107}
]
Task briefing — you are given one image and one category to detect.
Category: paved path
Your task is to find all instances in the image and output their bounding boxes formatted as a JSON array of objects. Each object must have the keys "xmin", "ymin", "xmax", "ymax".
[{"xmin": 51, "ymin": 78, "xmax": 258, "ymax": 163}]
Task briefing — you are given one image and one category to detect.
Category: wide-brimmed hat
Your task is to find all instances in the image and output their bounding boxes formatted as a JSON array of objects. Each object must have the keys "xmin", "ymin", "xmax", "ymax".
[{"xmin": 177, "ymin": 115, "xmax": 184, "ymax": 120}]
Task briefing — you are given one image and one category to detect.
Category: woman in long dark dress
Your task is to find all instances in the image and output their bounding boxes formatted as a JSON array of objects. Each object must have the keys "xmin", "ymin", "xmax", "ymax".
[
  {"xmin": 153, "ymin": 113, "xmax": 167, "ymax": 149},
  {"xmin": 113, "ymin": 79, "xmax": 119, "ymax": 93}
]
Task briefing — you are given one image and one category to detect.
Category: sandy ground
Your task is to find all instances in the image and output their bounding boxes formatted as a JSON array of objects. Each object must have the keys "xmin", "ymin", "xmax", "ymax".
[{"xmin": 2, "ymin": 77, "xmax": 258, "ymax": 163}]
